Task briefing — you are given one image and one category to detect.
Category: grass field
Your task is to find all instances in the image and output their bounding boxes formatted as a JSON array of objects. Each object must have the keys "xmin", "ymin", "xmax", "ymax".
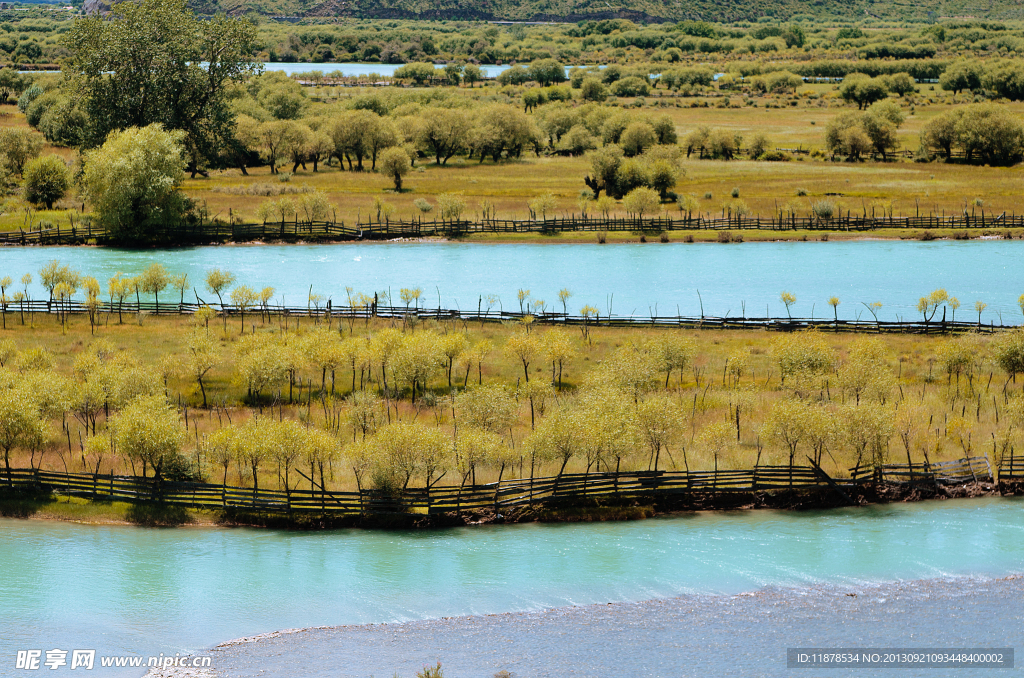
[{"xmin": 2, "ymin": 83, "xmax": 1024, "ymax": 239}]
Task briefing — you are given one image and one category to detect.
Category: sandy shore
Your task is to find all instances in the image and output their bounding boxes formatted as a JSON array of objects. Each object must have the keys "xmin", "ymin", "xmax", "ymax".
[{"xmin": 144, "ymin": 575, "xmax": 1024, "ymax": 678}]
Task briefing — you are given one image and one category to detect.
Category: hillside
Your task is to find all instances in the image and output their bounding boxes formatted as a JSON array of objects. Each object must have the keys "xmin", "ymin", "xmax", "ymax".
[{"xmin": 205, "ymin": 0, "xmax": 1024, "ymax": 23}]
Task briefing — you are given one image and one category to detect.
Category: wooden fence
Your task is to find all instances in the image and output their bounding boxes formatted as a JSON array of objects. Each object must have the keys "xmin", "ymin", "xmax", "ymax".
[
  {"xmin": 5, "ymin": 297, "xmax": 1011, "ymax": 335},
  {"xmin": 1, "ymin": 207, "xmax": 1020, "ymax": 246},
  {"xmin": 0, "ymin": 456, "xmax": 999, "ymax": 517},
  {"xmin": 849, "ymin": 456, "xmax": 993, "ymax": 484}
]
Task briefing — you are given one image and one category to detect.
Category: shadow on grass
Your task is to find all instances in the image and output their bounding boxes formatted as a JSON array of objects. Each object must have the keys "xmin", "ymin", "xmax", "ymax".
[
  {"xmin": 126, "ymin": 502, "xmax": 195, "ymax": 527},
  {"xmin": 0, "ymin": 490, "xmax": 53, "ymax": 518}
]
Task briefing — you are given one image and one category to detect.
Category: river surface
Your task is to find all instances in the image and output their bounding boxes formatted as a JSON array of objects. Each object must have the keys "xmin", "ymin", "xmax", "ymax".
[
  {"xmin": 2, "ymin": 497, "xmax": 1024, "ymax": 676},
  {"xmin": 1, "ymin": 240, "xmax": 1022, "ymax": 322},
  {"xmin": 261, "ymin": 61, "xmax": 512, "ymax": 77}
]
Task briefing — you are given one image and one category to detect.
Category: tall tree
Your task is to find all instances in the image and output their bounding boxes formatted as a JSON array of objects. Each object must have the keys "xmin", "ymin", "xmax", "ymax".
[{"xmin": 61, "ymin": 0, "xmax": 260, "ymax": 174}]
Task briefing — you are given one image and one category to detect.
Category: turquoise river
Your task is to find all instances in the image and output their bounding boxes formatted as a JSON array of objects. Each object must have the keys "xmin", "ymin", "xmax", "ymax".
[
  {"xmin": 2, "ymin": 497, "xmax": 1024, "ymax": 675},
  {"xmin": 0, "ymin": 240, "xmax": 1021, "ymax": 322}
]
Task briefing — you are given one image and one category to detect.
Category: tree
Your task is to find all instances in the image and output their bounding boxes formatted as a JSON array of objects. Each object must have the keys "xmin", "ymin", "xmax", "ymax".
[
  {"xmin": 140, "ymin": 263, "xmax": 170, "ymax": 314},
  {"xmin": 0, "ymin": 388, "xmax": 45, "ymax": 485},
  {"xmin": 612, "ymin": 77, "xmax": 651, "ymax": 97},
  {"xmin": 583, "ymin": 144, "xmax": 624, "ymax": 198},
  {"xmin": 504, "ymin": 333, "xmax": 540, "ymax": 383},
  {"xmin": 580, "ymin": 77, "xmax": 607, "ymax": 102},
  {"xmin": 23, "ymin": 155, "xmax": 70, "ymax": 209},
  {"xmin": 393, "ymin": 62, "xmax": 436, "ymax": 85},
  {"xmin": 994, "ymin": 329, "xmax": 1024, "ymax": 384},
  {"xmin": 82, "ymin": 124, "xmax": 189, "ymax": 242},
  {"xmin": 437, "ymin": 192, "xmax": 466, "ymax": 221},
  {"xmin": 184, "ymin": 329, "xmax": 218, "ymax": 407},
  {"xmin": 917, "ymin": 288, "xmax": 948, "ymax": 323},
  {"xmin": 622, "ymin": 187, "xmax": 661, "ymax": 219},
  {"xmin": 940, "ymin": 60, "xmax": 983, "ymax": 94},
  {"xmin": 378, "ymin": 147, "xmax": 411, "ymax": 191},
  {"xmin": 838, "ymin": 74, "xmax": 888, "ymax": 109},
  {"xmin": 463, "ymin": 64, "xmax": 483, "ymax": 88},
  {"xmin": 780, "ymin": 291, "xmax": 796, "ymax": 319},
  {"xmin": 528, "ymin": 59, "xmax": 566, "ymax": 86},
  {"xmin": 620, "ymin": 122, "xmax": 657, "ymax": 157},
  {"xmin": 61, "ymin": 0, "xmax": 259, "ymax": 172},
  {"xmin": 419, "ymin": 108, "xmax": 471, "ymax": 165},
  {"xmin": 205, "ymin": 268, "xmax": 235, "ymax": 330},
  {"xmin": 861, "ymin": 100, "xmax": 905, "ymax": 160},
  {"xmin": 0, "ymin": 69, "xmax": 29, "ymax": 106},
  {"xmin": 0, "ymin": 128, "xmax": 43, "ymax": 175},
  {"xmin": 111, "ymin": 396, "xmax": 186, "ymax": 481},
  {"xmin": 230, "ymin": 285, "xmax": 257, "ymax": 334}
]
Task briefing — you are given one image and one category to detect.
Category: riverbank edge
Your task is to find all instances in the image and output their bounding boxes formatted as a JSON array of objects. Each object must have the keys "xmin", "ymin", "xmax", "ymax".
[
  {"xmin": 3, "ymin": 225, "xmax": 1021, "ymax": 247},
  {"xmin": 2, "ymin": 479, "xmax": 1021, "ymax": 530}
]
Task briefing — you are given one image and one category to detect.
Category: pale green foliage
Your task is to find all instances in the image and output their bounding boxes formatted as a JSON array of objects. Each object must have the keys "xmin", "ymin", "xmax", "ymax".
[
  {"xmin": 364, "ymin": 420, "xmax": 450, "ymax": 491},
  {"xmin": 528, "ymin": 192, "xmax": 557, "ymax": 220},
  {"xmin": 235, "ymin": 333, "xmax": 286, "ymax": 401},
  {"xmin": 622, "ymin": 186, "xmax": 661, "ymax": 219},
  {"xmin": 636, "ymin": 393, "xmax": 684, "ymax": 471},
  {"xmin": 993, "ymin": 329, "xmax": 1024, "ymax": 378},
  {"xmin": 917, "ymin": 288, "xmax": 949, "ymax": 322},
  {"xmin": 456, "ymin": 384, "xmax": 519, "ymax": 434},
  {"xmin": 836, "ymin": 338, "xmax": 894, "ymax": 404},
  {"xmin": 378, "ymin": 146, "xmax": 411, "ymax": 191},
  {"xmin": 82, "ymin": 124, "xmax": 188, "ymax": 241},
  {"xmin": 437, "ymin": 192, "xmax": 466, "ymax": 221},
  {"xmin": 938, "ymin": 335, "xmax": 978, "ymax": 381},
  {"xmin": 771, "ymin": 332, "xmax": 837, "ymax": 385},
  {"xmin": 110, "ymin": 395, "xmax": 186, "ymax": 478}
]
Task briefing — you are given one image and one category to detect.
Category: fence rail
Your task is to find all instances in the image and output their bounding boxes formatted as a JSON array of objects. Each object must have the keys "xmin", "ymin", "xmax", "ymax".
[
  {"xmin": 0, "ymin": 456, "xmax": 1000, "ymax": 517},
  {"xmin": 7, "ymin": 297, "xmax": 1011, "ymax": 335},
  {"xmin": 1, "ymin": 208, "xmax": 1020, "ymax": 247}
]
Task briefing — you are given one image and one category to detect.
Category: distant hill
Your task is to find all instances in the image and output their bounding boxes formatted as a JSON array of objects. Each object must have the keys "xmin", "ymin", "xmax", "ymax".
[{"xmin": 200, "ymin": 0, "xmax": 1024, "ymax": 23}]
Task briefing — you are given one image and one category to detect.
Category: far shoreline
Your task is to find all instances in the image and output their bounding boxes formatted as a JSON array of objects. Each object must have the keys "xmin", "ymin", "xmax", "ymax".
[{"xmin": 2, "ymin": 226, "xmax": 1022, "ymax": 248}]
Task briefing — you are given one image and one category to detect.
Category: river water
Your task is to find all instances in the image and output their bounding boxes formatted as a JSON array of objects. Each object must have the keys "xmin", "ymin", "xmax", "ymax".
[
  {"xmin": 1, "ymin": 240, "xmax": 1021, "ymax": 322},
  {"xmin": 2, "ymin": 497, "xmax": 1024, "ymax": 676}
]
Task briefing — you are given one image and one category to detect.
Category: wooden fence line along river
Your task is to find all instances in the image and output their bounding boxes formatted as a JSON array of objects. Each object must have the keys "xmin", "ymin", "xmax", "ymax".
[
  {"xmin": 0, "ymin": 454, "xmax": 1003, "ymax": 516},
  {"xmin": 5, "ymin": 298, "xmax": 1015, "ymax": 335},
  {"xmin": 1, "ymin": 207, "xmax": 1021, "ymax": 246}
]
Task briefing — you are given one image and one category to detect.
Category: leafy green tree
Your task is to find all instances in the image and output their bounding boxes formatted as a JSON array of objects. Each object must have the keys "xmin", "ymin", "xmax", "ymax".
[
  {"xmin": 528, "ymin": 58, "xmax": 566, "ymax": 86},
  {"xmin": 82, "ymin": 124, "xmax": 189, "ymax": 242},
  {"xmin": 940, "ymin": 60, "xmax": 983, "ymax": 94},
  {"xmin": 580, "ymin": 77, "xmax": 607, "ymax": 102},
  {"xmin": 0, "ymin": 128, "xmax": 42, "ymax": 177},
  {"xmin": 620, "ymin": 122, "xmax": 657, "ymax": 157},
  {"xmin": 463, "ymin": 64, "xmax": 483, "ymax": 88},
  {"xmin": 0, "ymin": 69, "xmax": 29, "ymax": 106},
  {"xmin": 23, "ymin": 155, "xmax": 70, "ymax": 209},
  {"xmin": 61, "ymin": 0, "xmax": 259, "ymax": 172},
  {"xmin": 184, "ymin": 329, "xmax": 218, "ymax": 407},
  {"xmin": 838, "ymin": 73, "xmax": 889, "ymax": 109},
  {"xmin": 418, "ymin": 108, "xmax": 471, "ymax": 165},
  {"xmin": 393, "ymin": 62, "xmax": 436, "ymax": 85}
]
